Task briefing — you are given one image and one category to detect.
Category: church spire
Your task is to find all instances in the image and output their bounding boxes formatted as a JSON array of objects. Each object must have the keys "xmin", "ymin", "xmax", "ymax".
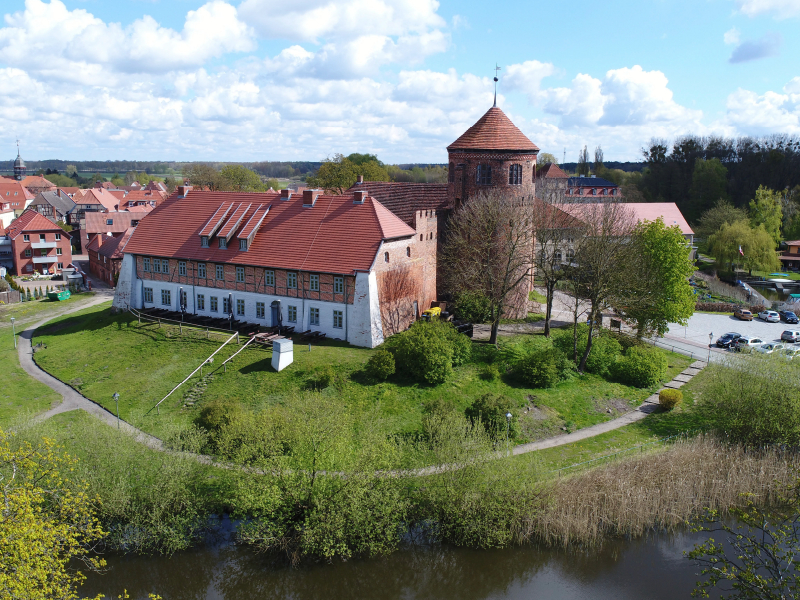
[
  {"xmin": 493, "ymin": 64, "xmax": 501, "ymax": 107},
  {"xmin": 13, "ymin": 139, "xmax": 26, "ymax": 181}
]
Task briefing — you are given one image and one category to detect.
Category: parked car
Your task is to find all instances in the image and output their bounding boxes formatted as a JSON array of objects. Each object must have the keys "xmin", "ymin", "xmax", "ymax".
[
  {"xmin": 715, "ymin": 332, "xmax": 742, "ymax": 348},
  {"xmin": 734, "ymin": 336, "xmax": 764, "ymax": 352},
  {"xmin": 758, "ymin": 310, "xmax": 781, "ymax": 323},
  {"xmin": 756, "ymin": 342, "xmax": 785, "ymax": 354},
  {"xmin": 781, "ymin": 330, "xmax": 800, "ymax": 343},
  {"xmin": 734, "ymin": 308, "xmax": 754, "ymax": 321},
  {"xmin": 780, "ymin": 311, "xmax": 800, "ymax": 324},
  {"xmin": 781, "ymin": 347, "xmax": 800, "ymax": 360}
]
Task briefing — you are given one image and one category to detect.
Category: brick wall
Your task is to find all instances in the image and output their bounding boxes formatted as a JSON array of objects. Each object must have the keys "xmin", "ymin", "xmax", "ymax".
[
  {"xmin": 447, "ymin": 151, "xmax": 538, "ymax": 209},
  {"xmin": 12, "ymin": 230, "xmax": 72, "ymax": 276}
]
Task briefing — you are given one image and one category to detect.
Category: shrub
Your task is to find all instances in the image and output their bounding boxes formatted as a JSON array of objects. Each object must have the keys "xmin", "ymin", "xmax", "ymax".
[
  {"xmin": 480, "ymin": 364, "xmax": 501, "ymax": 381},
  {"xmin": 365, "ymin": 348, "xmax": 395, "ymax": 381},
  {"xmin": 515, "ymin": 348, "xmax": 571, "ymax": 388},
  {"xmin": 453, "ymin": 291, "xmax": 493, "ymax": 323},
  {"xmin": 465, "ymin": 393, "xmax": 519, "ymax": 439},
  {"xmin": 387, "ymin": 321, "xmax": 471, "ymax": 385},
  {"xmin": 497, "ymin": 336, "xmax": 551, "ymax": 370},
  {"xmin": 583, "ymin": 335, "xmax": 622, "ymax": 378},
  {"xmin": 610, "ymin": 346, "xmax": 668, "ymax": 388},
  {"xmin": 317, "ymin": 366, "xmax": 336, "ymax": 389},
  {"xmin": 195, "ymin": 398, "xmax": 243, "ymax": 433},
  {"xmin": 659, "ymin": 389, "xmax": 683, "ymax": 410}
]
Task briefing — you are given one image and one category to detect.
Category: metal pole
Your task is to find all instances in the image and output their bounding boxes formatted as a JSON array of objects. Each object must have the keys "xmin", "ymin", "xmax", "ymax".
[
  {"xmin": 505, "ymin": 412, "xmax": 512, "ymax": 457},
  {"xmin": 113, "ymin": 392, "xmax": 120, "ymax": 429},
  {"xmin": 10, "ymin": 318, "xmax": 15, "ymax": 349}
]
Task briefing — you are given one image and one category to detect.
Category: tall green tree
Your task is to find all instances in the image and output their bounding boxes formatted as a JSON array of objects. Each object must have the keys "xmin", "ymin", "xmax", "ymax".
[
  {"xmin": 695, "ymin": 199, "xmax": 748, "ymax": 239},
  {"xmin": 615, "ymin": 218, "xmax": 696, "ymax": 337},
  {"xmin": 577, "ymin": 146, "xmax": 590, "ymax": 176},
  {"xmin": 749, "ymin": 185, "xmax": 783, "ymax": 245},
  {"xmin": 708, "ymin": 220, "xmax": 780, "ymax": 273},
  {"xmin": 184, "ymin": 164, "xmax": 222, "ymax": 191},
  {"xmin": 688, "ymin": 158, "xmax": 728, "ymax": 221},
  {"xmin": 537, "ymin": 152, "xmax": 558, "ymax": 165},
  {"xmin": 307, "ymin": 154, "xmax": 389, "ymax": 195},
  {"xmin": 218, "ymin": 165, "xmax": 266, "ymax": 192}
]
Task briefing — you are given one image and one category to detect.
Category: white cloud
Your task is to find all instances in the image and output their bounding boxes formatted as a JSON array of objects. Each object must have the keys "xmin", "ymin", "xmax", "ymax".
[
  {"xmin": 503, "ymin": 60, "xmax": 557, "ymax": 102},
  {"xmin": 734, "ymin": 0, "xmax": 800, "ymax": 19},
  {"xmin": 724, "ymin": 27, "xmax": 741, "ymax": 45},
  {"xmin": 540, "ymin": 73, "xmax": 607, "ymax": 127},
  {"xmin": 728, "ymin": 32, "xmax": 782, "ymax": 62},
  {"xmin": 725, "ymin": 86, "xmax": 800, "ymax": 133}
]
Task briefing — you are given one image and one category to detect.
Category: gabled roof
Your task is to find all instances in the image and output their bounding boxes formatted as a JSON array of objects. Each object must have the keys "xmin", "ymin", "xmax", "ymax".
[
  {"xmin": 568, "ymin": 176, "xmax": 619, "ymax": 188},
  {"xmin": 30, "ymin": 191, "xmax": 76, "ymax": 215},
  {"xmin": 348, "ymin": 181, "xmax": 448, "ymax": 226},
  {"xmin": 20, "ymin": 175, "xmax": 56, "ymax": 190},
  {"xmin": 75, "ymin": 188, "xmax": 119, "ymax": 211},
  {"xmin": 123, "ymin": 189, "xmax": 416, "ymax": 274},
  {"xmin": 562, "ymin": 202, "xmax": 694, "ymax": 236},
  {"xmin": 85, "ymin": 211, "xmax": 144, "ymax": 234},
  {"xmin": 87, "ymin": 227, "xmax": 135, "ymax": 260},
  {"xmin": 57, "ymin": 187, "xmax": 80, "ymax": 196},
  {"xmin": 448, "ymin": 106, "xmax": 539, "ymax": 152},
  {"xmin": 5, "ymin": 210, "xmax": 69, "ymax": 239},
  {"xmin": 536, "ymin": 163, "xmax": 569, "ymax": 179},
  {"xmin": 0, "ymin": 181, "xmax": 35, "ymax": 201}
]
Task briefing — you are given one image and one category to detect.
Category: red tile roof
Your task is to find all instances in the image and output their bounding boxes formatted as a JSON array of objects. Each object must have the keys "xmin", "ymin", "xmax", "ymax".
[
  {"xmin": 0, "ymin": 181, "xmax": 35, "ymax": 202},
  {"xmin": 536, "ymin": 163, "xmax": 569, "ymax": 179},
  {"xmin": 5, "ymin": 210, "xmax": 69, "ymax": 239},
  {"xmin": 76, "ymin": 188, "xmax": 119, "ymax": 211},
  {"xmin": 87, "ymin": 227, "xmax": 134, "ymax": 260},
  {"xmin": 20, "ymin": 175, "xmax": 56, "ymax": 190},
  {"xmin": 348, "ymin": 181, "xmax": 448, "ymax": 226},
  {"xmin": 85, "ymin": 211, "xmax": 145, "ymax": 235},
  {"xmin": 124, "ymin": 189, "xmax": 416, "ymax": 274},
  {"xmin": 448, "ymin": 107, "xmax": 539, "ymax": 152},
  {"xmin": 561, "ymin": 202, "xmax": 694, "ymax": 235},
  {"xmin": 57, "ymin": 187, "xmax": 80, "ymax": 196}
]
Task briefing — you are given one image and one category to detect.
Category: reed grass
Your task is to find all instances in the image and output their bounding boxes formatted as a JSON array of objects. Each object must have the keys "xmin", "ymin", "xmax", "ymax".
[{"xmin": 519, "ymin": 435, "xmax": 798, "ymax": 548}]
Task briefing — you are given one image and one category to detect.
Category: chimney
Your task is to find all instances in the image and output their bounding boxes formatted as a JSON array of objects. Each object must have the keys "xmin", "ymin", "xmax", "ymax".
[
  {"xmin": 177, "ymin": 185, "xmax": 193, "ymax": 197},
  {"xmin": 114, "ymin": 204, "xmax": 119, "ymax": 211},
  {"xmin": 96, "ymin": 233, "xmax": 102, "ymax": 247},
  {"xmin": 303, "ymin": 189, "xmax": 320, "ymax": 207},
  {"xmin": 353, "ymin": 190, "xmax": 366, "ymax": 204},
  {"xmin": 280, "ymin": 189, "xmax": 292, "ymax": 201},
  {"xmin": 356, "ymin": 175, "xmax": 364, "ymax": 184}
]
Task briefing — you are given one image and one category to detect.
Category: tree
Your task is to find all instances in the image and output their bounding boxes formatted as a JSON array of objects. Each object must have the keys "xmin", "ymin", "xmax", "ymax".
[
  {"xmin": 708, "ymin": 220, "xmax": 780, "ymax": 273},
  {"xmin": 571, "ymin": 202, "xmax": 637, "ymax": 372},
  {"xmin": 0, "ymin": 429, "xmax": 106, "ymax": 599},
  {"xmin": 593, "ymin": 145, "xmax": 604, "ymax": 172},
  {"xmin": 65, "ymin": 165, "xmax": 77, "ymax": 177},
  {"xmin": 616, "ymin": 218, "xmax": 696, "ymax": 337},
  {"xmin": 577, "ymin": 146, "xmax": 590, "ymax": 176},
  {"xmin": 123, "ymin": 171, "xmax": 138, "ymax": 185},
  {"xmin": 695, "ymin": 199, "xmax": 749, "ymax": 239},
  {"xmin": 782, "ymin": 185, "xmax": 800, "ymax": 240},
  {"xmin": 218, "ymin": 165, "xmax": 266, "ymax": 192},
  {"xmin": 346, "ymin": 153, "xmax": 381, "ymax": 166},
  {"xmin": 184, "ymin": 164, "xmax": 222, "ymax": 191},
  {"xmin": 538, "ymin": 152, "xmax": 558, "ymax": 165},
  {"xmin": 90, "ymin": 172, "xmax": 104, "ymax": 183},
  {"xmin": 749, "ymin": 185, "xmax": 783, "ymax": 245},
  {"xmin": 378, "ymin": 267, "xmax": 419, "ymax": 336},
  {"xmin": 307, "ymin": 154, "xmax": 389, "ymax": 195},
  {"xmin": 688, "ymin": 158, "xmax": 729, "ymax": 222},
  {"xmin": 441, "ymin": 189, "xmax": 535, "ymax": 345}
]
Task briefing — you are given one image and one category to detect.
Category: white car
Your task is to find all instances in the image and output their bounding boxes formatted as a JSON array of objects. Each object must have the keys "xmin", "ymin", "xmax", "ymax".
[
  {"xmin": 780, "ymin": 347, "xmax": 800, "ymax": 360},
  {"xmin": 735, "ymin": 336, "xmax": 765, "ymax": 352},
  {"xmin": 759, "ymin": 310, "xmax": 780, "ymax": 323},
  {"xmin": 756, "ymin": 342, "xmax": 785, "ymax": 354}
]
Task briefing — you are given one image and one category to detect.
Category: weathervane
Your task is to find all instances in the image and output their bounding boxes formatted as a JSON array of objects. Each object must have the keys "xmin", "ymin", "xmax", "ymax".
[{"xmin": 493, "ymin": 64, "xmax": 501, "ymax": 107}]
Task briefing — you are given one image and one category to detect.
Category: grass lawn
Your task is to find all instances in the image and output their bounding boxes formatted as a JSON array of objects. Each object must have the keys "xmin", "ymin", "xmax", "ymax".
[
  {"xmin": 33, "ymin": 303, "xmax": 693, "ymax": 447},
  {"xmin": 751, "ymin": 269, "xmax": 800, "ymax": 281},
  {"xmin": 0, "ymin": 292, "xmax": 96, "ymax": 329},
  {"xmin": 0, "ymin": 327, "xmax": 60, "ymax": 427}
]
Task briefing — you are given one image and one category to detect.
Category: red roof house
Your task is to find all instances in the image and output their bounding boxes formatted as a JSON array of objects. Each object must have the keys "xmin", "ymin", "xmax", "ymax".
[{"xmin": 4, "ymin": 210, "xmax": 72, "ymax": 276}]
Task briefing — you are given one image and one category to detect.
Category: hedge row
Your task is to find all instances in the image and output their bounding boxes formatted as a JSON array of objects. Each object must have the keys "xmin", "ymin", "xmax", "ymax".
[{"xmin": 695, "ymin": 302, "xmax": 767, "ymax": 313}]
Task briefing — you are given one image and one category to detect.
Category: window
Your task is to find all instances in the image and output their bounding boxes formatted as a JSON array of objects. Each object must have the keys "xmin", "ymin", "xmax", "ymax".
[
  {"xmin": 566, "ymin": 249, "xmax": 575, "ymax": 261},
  {"xmin": 310, "ymin": 274, "xmax": 319, "ymax": 291},
  {"xmin": 333, "ymin": 310, "xmax": 343, "ymax": 329},
  {"xmin": 56, "ymin": 248, "xmax": 62, "ymax": 256},
  {"xmin": 210, "ymin": 296, "xmax": 218, "ymax": 312},
  {"xmin": 591, "ymin": 188, "xmax": 596, "ymax": 196},
  {"xmin": 144, "ymin": 287, "xmax": 153, "ymax": 303},
  {"xmin": 180, "ymin": 289, "xmax": 187, "ymax": 309},
  {"xmin": 309, "ymin": 307, "xmax": 320, "ymax": 326},
  {"xmin": 216, "ymin": 264, "xmax": 224, "ymax": 280},
  {"xmin": 384, "ymin": 252, "xmax": 389, "ymax": 263},
  {"xmin": 420, "ymin": 234, "xmax": 423, "ymax": 241},
  {"xmin": 200, "ymin": 236, "xmax": 209, "ymax": 248},
  {"xmin": 24, "ymin": 249, "xmax": 31, "ymax": 257},
  {"xmin": 161, "ymin": 289, "xmax": 171, "ymax": 306},
  {"xmin": 57, "ymin": 263, "xmax": 63, "ymax": 269},
  {"xmin": 509, "ymin": 164, "xmax": 522, "ymax": 185},
  {"xmin": 198, "ymin": 263, "xmax": 206, "ymax": 278},
  {"xmin": 334, "ymin": 276, "xmax": 344, "ymax": 294},
  {"xmin": 610, "ymin": 189, "xmax": 616, "ymax": 196},
  {"xmin": 406, "ymin": 247, "xmax": 411, "ymax": 257},
  {"xmin": 223, "ymin": 298, "xmax": 231, "ymax": 314},
  {"xmin": 448, "ymin": 162, "xmax": 454, "ymax": 183},
  {"xmin": 152, "ymin": 258, "xmax": 160, "ymax": 273},
  {"xmin": 23, "ymin": 234, "xmax": 29, "ymax": 242},
  {"xmin": 162, "ymin": 259, "xmax": 169, "ymax": 273},
  {"xmin": 265, "ymin": 270, "xmax": 275, "ymax": 286},
  {"xmin": 103, "ymin": 256, "xmax": 107, "ymax": 264},
  {"xmin": 55, "ymin": 233, "xmax": 61, "ymax": 241},
  {"xmin": 132, "ymin": 220, "xmax": 139, "ymax": 227},
  {"xmin": 239, "ymin": 239, "xmax": 247, "ymax": 251},
  {"xmin": 288, "ymin": 305, "xmax": 297, "ymax": 323},
  {"xmin": 143, "ymin": 257, "xmax": 150, "ymax": 272},
  {"xmin": 39, "ymin": 234, "xmax": 46, "ymax": 242},
  {"xmin": 197, "ymin": 294, "xmax": 205, "ymax": 310},
  {"xmin": 256, "ymin": 302, "xmax": 265, "ymax": 319},
  {"xmin": 236, "ymin": 266, "xmax": 245, "ymax": 283},
  {"xmin": 600, "ymin": 188, "xmax": 607, "ymax": 196},
  {"xmin": 40, "ymin": 249, "xmax": 47, "ymax": 257},
  {"xmin": 287, "ymin": 272, "xmax": 297, "ymax": 289},
  {"xmin": 26, "ymin": 265, "xmax": 32, "ymax": 272},
  {"xmin": 219, "ymin": 237, "xmax": 227, "ymax": 249},
  {"xmin": 236, "ymin": 299, "xmax": 245, "ymax": 316},
  {"xmin": 477, "ymin": 164, "xmax": 492, "ymax": 185},
  {"xmin": 555, "ymin": 250, "xmax": 563, "ymax": 262},
  {"xmin": 178, "ymin": 261, "xmax": 186, "ymax": 276}
]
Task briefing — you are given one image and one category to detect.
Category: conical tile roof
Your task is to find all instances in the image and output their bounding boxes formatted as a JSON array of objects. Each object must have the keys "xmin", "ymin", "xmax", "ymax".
[{"xmin": 448, "ymin": 107, "xmax": 539, "ymax": 152}]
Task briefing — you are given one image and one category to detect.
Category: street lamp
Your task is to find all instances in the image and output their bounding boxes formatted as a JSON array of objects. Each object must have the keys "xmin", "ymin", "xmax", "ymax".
[
  {"xmin": 505, "ymin": 412, "xmax": 512, "ymax": 457},
  {"xmin": 112, "ymin": 392, "xmax": 120, "ymax": 429},
  {"xmin": 10, "ymin": 317, "xmax": 15, "ymax": 349}
]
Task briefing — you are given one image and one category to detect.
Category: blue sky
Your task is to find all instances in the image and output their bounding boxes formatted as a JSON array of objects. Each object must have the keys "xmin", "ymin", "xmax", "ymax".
[{"xmin": 0, "ymin": 0, "xmax": 798, "ymax": 163}]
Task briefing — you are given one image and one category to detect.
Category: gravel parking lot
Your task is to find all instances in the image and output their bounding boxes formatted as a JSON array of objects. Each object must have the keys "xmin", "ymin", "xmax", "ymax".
[{"xmin": 666, "ymin": 311, "xmax": 800, "ymax": 346}]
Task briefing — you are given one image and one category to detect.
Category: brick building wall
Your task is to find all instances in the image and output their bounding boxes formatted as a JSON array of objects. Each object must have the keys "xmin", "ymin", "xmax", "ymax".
[
  {"xmin": 447, "ymin": 151, "xmax": 538, "ymax": 209},
  {"xmin": 12, "ymin": 230, "xmax": 72, "ymax": 276}
]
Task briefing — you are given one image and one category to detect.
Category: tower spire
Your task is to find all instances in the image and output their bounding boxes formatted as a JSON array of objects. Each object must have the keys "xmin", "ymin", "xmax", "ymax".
[{"xmin": 493, "ymin": 64, "xmax": 501, "ymax": 107}]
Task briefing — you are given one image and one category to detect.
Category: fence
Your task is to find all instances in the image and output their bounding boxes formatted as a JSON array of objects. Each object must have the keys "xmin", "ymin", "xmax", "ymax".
[
  {"xmin": 0, "ymin": 290, "xmax": 21, "ymax": 304},
  {"xmin": 129, "ymin": 307, "xmax": 239, "ymax": 341}
]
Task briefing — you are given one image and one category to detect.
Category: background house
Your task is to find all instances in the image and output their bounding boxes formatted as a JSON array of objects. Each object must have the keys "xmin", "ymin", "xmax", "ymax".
[{"xmin": 4, "ymin": 210, "xmax": 72, "ymax": 276}]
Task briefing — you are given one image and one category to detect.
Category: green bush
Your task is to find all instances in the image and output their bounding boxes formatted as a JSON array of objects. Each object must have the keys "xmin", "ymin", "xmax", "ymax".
[
  {"xmin": 195, "ymin": 397, "xmax": 243, "ymax": 434},
  {"xmin": 465, "ymin": 393, "xmax": 519, "ymax": 439},
  {"xmin": 365, "ymin": 348, "xmax": 396, "ymax": 380},
  {"xmin": 659, "ymin": 389, "xmax": 683, "ymax": 410},
  {"xmin": 480, "ymin": 364, "xmax": 501, "ymax": 381},
  {"xmin": 386, "ymin": 321, "xmax": 470, "ymax": 385},
  {"xmin": 515, "ymin": 348, "xmax": 572, "ymax": 388},
  {"xmin": 497, "ymin": 336, "xmax": 551, "ymax": 370},
  {"xmin": 583, "ymin": 335, "xmax": 623, "ymax": 378},
  {"xmin": 610, "ymin": 346, "xmax": 668, "ymax": 388},
  {"xmin": 453, "ymin": 291, "xmax": 493, "ymax": 323},
  {"xmin": 317, "ymin": 366, "xmax": 336, "ymax": 388}
]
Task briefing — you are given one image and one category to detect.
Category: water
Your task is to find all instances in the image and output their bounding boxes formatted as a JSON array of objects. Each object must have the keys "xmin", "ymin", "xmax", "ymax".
[{"xmin": 80, "ymin": 528, "xmax": 721, "ymax": 599}]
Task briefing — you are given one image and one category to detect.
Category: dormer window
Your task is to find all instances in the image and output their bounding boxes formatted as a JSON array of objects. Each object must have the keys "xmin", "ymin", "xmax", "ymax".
[
  {"xmin": 239, "ymin": 239, "xmax": 247, "ymax": 251},
  {"xmin": 106, "ymin": 219, "xmax": 113, "ymax": 225},
  {"xmin": 219, "ymin": 237, "xmax": 227, "ymax": 249},
  {"xmin": 200, "ymin": 236, "xmax": 209, "ymax": 248}
]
